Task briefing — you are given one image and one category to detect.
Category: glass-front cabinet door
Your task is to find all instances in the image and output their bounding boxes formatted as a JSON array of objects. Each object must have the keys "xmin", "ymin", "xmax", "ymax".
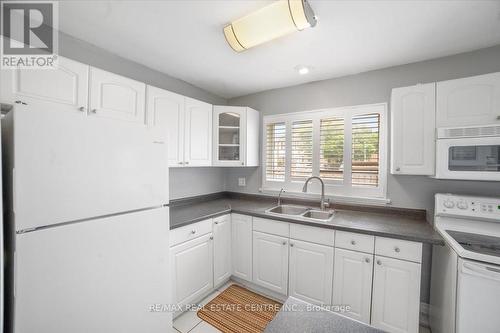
[{"xmin": 213, "ymin": 106, "xmax": 246, "ymax": 166}]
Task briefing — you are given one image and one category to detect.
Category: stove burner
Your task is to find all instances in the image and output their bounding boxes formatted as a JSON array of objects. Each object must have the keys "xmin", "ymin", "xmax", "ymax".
[{"xmin": 446, "ymin": 230, "xmax": 500, "ymax": 258}]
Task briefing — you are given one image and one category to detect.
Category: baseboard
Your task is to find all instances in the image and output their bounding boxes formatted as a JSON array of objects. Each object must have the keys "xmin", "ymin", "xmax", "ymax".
[{"xmin": 230, "ymin": 276, "xmax": 288, "ymax": 303}]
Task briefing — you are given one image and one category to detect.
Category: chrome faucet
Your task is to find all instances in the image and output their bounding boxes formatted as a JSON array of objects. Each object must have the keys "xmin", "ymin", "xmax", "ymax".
[
  {"xmin": 277, "ymin": 188, "xmax": 285, "ymax": 206},
  {"xmin": 302, "ymin": 176, "xmax": 329, "ymax": 210}
]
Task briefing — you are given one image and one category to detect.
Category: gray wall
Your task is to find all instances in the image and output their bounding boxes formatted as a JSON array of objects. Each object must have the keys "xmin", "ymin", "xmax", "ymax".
[
  {"xmin": 227, "ymin": 45, "xmax": 500, "ymax": 215},
  {"xmin": 168, "ymin": 167, "xmax": 226, "ymax": 200},
  {"xmin": 57, "ymin": 32, "xmax": 228, "ymax": 199}
]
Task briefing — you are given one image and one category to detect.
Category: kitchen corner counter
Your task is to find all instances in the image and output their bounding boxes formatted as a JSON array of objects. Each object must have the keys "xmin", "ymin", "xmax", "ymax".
[
  {"xmin": 264, "ymin": 297, "xmax": 384, "ymax": 333},
  {"xmin": 169, "ymin": 193, "xmax": 443, "ymax": 245}
]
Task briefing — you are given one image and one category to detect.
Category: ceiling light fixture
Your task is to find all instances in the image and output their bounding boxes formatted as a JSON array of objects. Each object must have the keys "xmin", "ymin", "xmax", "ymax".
[
  {"xmin": 295, "ymin": 65, "xmax": 310, "ymax": 75},
  {"xmin": 223, "ymin": 0, "xmax": 317, "ymax": 53}
]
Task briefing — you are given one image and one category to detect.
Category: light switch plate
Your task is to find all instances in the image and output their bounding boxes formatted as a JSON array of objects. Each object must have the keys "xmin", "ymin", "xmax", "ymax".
[{"xmin": 238, "ymin": 177, "xmax": 246, "ymax": 186}]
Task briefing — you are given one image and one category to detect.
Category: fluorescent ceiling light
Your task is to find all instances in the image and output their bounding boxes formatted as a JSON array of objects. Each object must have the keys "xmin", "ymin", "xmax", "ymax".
[
  {"xmin": 224, "ymin": 0, "xmax": 317, "ymax": 52},
  {"xmin": 295, "ymin": 65, "xmax": 310, "ymax": 75}
]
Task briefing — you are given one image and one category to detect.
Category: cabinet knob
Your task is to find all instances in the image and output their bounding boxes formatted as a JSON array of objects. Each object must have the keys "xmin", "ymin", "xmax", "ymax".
[
  {"xmin": 214, "ymin": 221, "xmax": 218, "ymax": 225},
  {"xmin": 497, "ymin": 115, "xmax": 500, "ymax": 120},
  {"xmin": 241, "ymin": 162, "xmax": 244, "ymax": 165},
  {"xmin": 178, "ymin": 162, "xmax": 183, "ymax": 165},
  {"xmin": 290, "ymin": 243, "xmax": 294, "ymax": 247},
  {"xmin": 91, "ymin": 109, "xmax": 97, "ymax": 114},
  {"xmin": 394, "ymin": 247, "xmax": 401, "ymax": 253},
  {"xmin": 365, "ymin": 258, "xmax": 370, "ymax": 263},
  {"xmin": 191, "ymin": 230, "xmax": 196, "ymax": 234},
  {"xmin": 78, "ymin": 106, "xmax": 86, "ymax": 112},
  {"xmin": 15, "ymin": 100, "xmax": 22, "ymax": 104},
  {"xmin": 396, "ymin": 167, "xmax": 401, "ymax": 172},
  {"xmin": 377, "ymin": 260, "xmax": 382, "ymax": 265},
  {"xmin": 282, "ymin": 241, "xmax": 287, "ymax": 245},
  {"xmin": 210, "ymin": 236, "xmax": 213, "ymax": 240},
  {"xmin": 350, "ymin": 240, "xmax": 356, "ymax": 245},
  {"xmin": 185, "ymin": 161, "xmax": 189, "ymax": 165}
]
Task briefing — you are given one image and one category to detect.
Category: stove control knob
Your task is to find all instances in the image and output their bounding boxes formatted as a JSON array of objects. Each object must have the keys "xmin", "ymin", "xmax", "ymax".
[
  {"xmin": 457, "ymin": 201, "xmax": 468, "ymax": 210},
  {"xmin": 443, "ymin": 200, "xmax": 455, "ymax": 209}
]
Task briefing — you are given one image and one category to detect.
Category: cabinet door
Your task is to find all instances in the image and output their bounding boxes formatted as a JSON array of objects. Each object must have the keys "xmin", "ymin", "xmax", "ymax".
[
  {"xmin": 332, "ymin": 248, "xmax": 373, "ymax": 324},
  {"xmin": 289, "ymin": 239, "xmax": 333, "ymax": 305},
  {"xmin": 391, "ymin": 83, "xmax": 435, "ymax": 175},
  {"xmin": 231, "ymin": 214, "xmax": 253, "ymax": 282},
  {"xmin": 89, "ymin": 67, "xmax": 146, "ymax": 124},
  {"xmin": 170, "ymin": 234, "xmax": 214, "ymax": 308},
  {"xmin": 184, "ymin": 97, "xmax": 212, "ymax": 166},
  {"xmin": 213, "ymin": 106, "xmax": 246, "ymax": 166},
  {"xmin": 252, "ymin": 231, "xmax": 288, "ymax": 295},
  {"xmin": 437, "ymin": 72, "xmax": 500, "ymax": 127},
  {"xmin": 146, "ymin": 86, "xmax": 184, "ymax": 166},
  {"xmin": 371, "ymin": 256, "xmax": 421, "ymax": 333},
  {"xmin": 0, "ymin": 56, "xmax": 89, "ymax": 114},
  {"xmin": 213, "ymin": 215, "xmax": 231, "ymax": 287}
]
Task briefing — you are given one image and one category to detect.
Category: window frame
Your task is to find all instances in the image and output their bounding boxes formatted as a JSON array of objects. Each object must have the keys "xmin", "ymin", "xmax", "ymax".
[{"xmin": 262, "ymin": 103, "xmax": 388, "ymax": 199}]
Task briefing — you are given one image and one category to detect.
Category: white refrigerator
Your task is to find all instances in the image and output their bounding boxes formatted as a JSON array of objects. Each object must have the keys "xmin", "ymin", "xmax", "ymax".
[{"xmin": 2, "ymin": 106, "xmax": 171, "ymax": 333}]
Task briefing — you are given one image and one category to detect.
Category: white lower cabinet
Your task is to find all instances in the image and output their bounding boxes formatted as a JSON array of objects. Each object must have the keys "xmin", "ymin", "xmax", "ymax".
[
  {"xmin": 231, "ymin": 214, "xmax": 253, "ymax": 282},
  {"xmin": 170, "ymin": 233, "xmax": 214, "ymax": 309},
  {"xmin": 213, "ymin": 215, "xmax": 232, "ymax": 287},
  {"xmin": 371, "ymin": 255, "xmax": 421, "ymax": 333},
  {"xmin": 332, "ymin": 248, "xmax": 374, "ymax": 324},
  {"xmin": 252, "ymin": 231, "xmax": 289, "ymax": 295},
  {"xmin": 288, "ymin": 239, "xmax": 334, "ymax": 305}
]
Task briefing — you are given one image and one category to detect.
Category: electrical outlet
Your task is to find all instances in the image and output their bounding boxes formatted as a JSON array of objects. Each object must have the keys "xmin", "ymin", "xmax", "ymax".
[{"xmin": 238, "ymin": 177, "xmax": 246, "ymax": 187}]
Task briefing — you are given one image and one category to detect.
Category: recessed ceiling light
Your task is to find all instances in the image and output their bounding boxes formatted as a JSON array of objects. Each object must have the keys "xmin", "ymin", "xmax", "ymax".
[
  {"xmin": 224, "ymin": 0, "xmax": 318, "ymax": 53},
  {"xmin": 295, "ymin": 65, "xmax": 311, "ymax": 75}
]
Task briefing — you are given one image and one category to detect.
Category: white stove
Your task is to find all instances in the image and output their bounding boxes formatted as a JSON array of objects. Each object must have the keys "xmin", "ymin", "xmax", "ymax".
[{"xmin": 431, "ymin": 194, "xmax": 500, "ymax": 333}]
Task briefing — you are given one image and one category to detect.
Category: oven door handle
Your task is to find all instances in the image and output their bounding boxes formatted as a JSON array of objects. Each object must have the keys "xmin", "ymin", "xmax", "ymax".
[{"xmin": 462, "ymin": 261, "xmax": 500, "ymax": 281}]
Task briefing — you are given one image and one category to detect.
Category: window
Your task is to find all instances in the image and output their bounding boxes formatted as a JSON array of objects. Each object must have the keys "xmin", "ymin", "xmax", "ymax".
[
  {"xmin": 262, "ymin": 104, "xmax": 387, "ymax": 198},
  {"xmin": 291, "ymin": 120, "xmax": 313, "ymax": 179},
  {"xmin": 265, "ymin": 122, "xmax": 286, "ymax": 180}
]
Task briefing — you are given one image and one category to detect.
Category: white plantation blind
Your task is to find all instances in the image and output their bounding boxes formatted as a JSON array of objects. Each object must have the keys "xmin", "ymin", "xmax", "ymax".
[
  {"xmin": 266, "ymin": 122, "xmax": 286, "ymax": 180},
  {"xmin": 320, "ymin": 118, "xmax": 344, "ymax": 181},
  {"xmin": 352, "ymin": 114, "xmax": 380, "ymax": 187},
  {"xmin": 291, "ymin": 120, "xmax": 313, "ymax": 179},
  {"xmin": 263, "ymin": 103, "xmax": 386, "ymax": 199}
]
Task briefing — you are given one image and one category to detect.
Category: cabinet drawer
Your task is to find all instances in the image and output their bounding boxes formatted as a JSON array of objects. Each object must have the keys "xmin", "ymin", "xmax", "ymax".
[
  {"xmin": 290, "ymin": 224, "xmax": 334, "ymax": 246},
  {"xmin": 253, "ymin": 217, "xmax": 289, "ymax": 237},
  {"xmin": 170, "ymin": 219, "xmax": 213, "ymax": 247},
  {"xmin": 375, "ymin": 237, "xmax": 422, "ymax": 263},
  {"xmin": 335, "ymin": 231, "xmax": 374, "ymax": 254}
]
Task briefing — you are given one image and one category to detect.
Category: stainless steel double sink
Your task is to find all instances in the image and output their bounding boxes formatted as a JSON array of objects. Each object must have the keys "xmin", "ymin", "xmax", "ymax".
[{"xmin": 265, "ymin": 204, "xmax": 335, "ymax": 222}]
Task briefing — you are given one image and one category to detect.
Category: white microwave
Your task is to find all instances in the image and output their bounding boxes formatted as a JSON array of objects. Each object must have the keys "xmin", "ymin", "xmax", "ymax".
[{"xmin": 436, "ymin": 126, "xmax": 500, "ymax": 181}]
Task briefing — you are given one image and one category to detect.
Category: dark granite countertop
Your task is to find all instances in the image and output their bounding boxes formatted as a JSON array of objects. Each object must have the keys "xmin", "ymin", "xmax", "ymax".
[
  {"xmin": 264, "ymin": 297, "xmax": 384, "ymax": 333},
  {"xmin": 169, "ymin": 192, "xmax": 443, "ymax": 245}
]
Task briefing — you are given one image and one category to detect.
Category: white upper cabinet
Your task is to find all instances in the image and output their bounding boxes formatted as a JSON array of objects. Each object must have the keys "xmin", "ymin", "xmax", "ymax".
[
  {"xmin": 391, "ymin": 83, "xmax": 436, "ymax": 175},
  {"xmin": 213, "ymin": 215, "xmax": 232, "ymax": 287},
  {"xmin": 437, "ymin": 72, "xmax": 500, "ymax": 128},
  {"xmin": 146, "ymin": 86, "xmax": 213, "ymax": 167},
  {"xmin": 147, "ymin": 86, "xmax": 185, "ymax": 166},
  {"xmin": 288, "ymin": 239, "xmax": 334, "ymax": 306},
  {"xmin": 90, "ymin": 67, "xmax": 146, "ymax": 124},
  {"xmin": 213, "ymin": 106, "xmax": 259, "ymax": 167},
  {"xmin": 231, "ymin": 214, "xmax": 253, "ymax": 282},
  {"xmin": 252, "ymin": 231, "xmax": 289, "ymax": 295},
  {"xmin": 332, "ymin": 248, "xmax": 373, "ymax": 324},
  {"xmin": 0, "ymin": 56, "xmax": 89, "ymax": 115},
  {"xmin": 371, "ymin": 256, "xmax": 421, "ymax": 333},
  {"xmin": 184, "ymin": 97, "xmax": 213, "ymax": 166}
]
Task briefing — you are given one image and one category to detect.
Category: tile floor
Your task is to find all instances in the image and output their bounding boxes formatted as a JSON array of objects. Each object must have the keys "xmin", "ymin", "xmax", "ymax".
[{"xmin": 172, "ymin": 281, "xmax": 432, "ymax": 333}]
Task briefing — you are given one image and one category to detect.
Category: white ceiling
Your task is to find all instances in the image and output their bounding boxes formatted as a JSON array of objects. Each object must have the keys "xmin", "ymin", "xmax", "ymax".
[{"xmin": 59, "ymin": 0, "xmax": 500, "ymax": 99}]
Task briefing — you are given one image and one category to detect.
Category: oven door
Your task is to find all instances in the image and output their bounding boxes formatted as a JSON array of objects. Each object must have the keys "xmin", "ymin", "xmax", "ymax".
[
  {"xmin": 436, "ymin": 137, "xmax": 500, "ymax": 181},
  {"xmin": 456, "ymin": 259, "xmax": 500, "ymax": 333}
]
